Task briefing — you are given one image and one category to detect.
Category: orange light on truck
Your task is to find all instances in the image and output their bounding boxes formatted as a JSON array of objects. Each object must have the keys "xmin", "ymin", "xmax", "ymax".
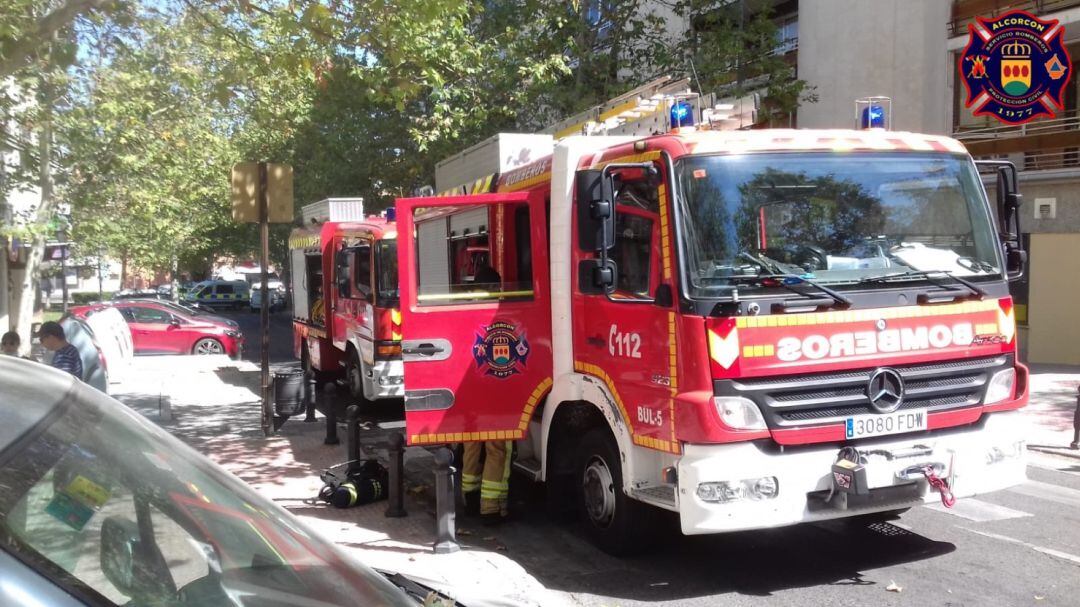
[{"xmin": 376, "ymin": 343, "xmax": 402, "ymax": 358}]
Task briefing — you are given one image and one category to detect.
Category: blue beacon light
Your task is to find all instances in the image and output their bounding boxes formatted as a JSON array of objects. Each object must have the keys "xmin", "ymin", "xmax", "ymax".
[
  {"xmin": 670, "ymin": 100, "xmax": 695, "ymax": 128},
  {"xmin": 860, "ymin": 104, "xmax": 886, "ymax": 129}
]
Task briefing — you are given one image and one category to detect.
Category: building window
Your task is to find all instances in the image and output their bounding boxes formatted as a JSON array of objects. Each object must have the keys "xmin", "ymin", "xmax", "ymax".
[{"xmin": 774, "ymin": 15, "xmax": 798, "ymax": 55}]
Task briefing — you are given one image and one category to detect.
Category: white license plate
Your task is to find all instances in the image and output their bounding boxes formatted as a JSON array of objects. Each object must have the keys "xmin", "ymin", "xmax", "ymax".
[{"xmin": 845, "ymin": 409, "xmax": 928, "ymax": 440}]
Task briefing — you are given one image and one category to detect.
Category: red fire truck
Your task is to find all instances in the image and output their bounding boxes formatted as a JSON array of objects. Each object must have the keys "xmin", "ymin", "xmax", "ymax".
[
  {"xmin": 289, "ymin": 199, "xmax": 402, "ymax": 405},
  {"xmin": 395, "ymin": 87, "xmax": 1030, "ymax": 554}
]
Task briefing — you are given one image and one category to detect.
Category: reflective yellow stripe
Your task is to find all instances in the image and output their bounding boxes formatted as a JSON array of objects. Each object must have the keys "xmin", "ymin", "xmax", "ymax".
[{"xmin": 417, "ymin": 290, "xmax": 534, "ymax": 303}]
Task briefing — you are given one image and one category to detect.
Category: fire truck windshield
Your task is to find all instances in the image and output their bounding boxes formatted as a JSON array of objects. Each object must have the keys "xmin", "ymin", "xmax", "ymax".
[{"xmin": 675, "ymin": 152, "xmax": 1002, "ymax": 299}]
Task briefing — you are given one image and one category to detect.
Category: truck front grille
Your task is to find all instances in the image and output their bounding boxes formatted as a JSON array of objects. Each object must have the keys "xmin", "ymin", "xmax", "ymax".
[{"xmin": 715, "ymin": 354, "xmax": 1012, "ymax": 429}]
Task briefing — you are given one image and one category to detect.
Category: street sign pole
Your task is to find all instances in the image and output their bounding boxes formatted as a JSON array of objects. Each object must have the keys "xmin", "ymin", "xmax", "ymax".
[
  {"xmin": 231, "ymin": 160, "xmax": 292, "ymax": 437},
  {"xmin": 259, "ymin": 161, "xmax": 272, "ymax": 437}
]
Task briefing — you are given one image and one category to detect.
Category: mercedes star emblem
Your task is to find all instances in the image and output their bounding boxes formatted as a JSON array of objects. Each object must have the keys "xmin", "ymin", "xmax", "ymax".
[{"xmin": 867, "ymin": 368, "xmax": 904, "ymax": 413}]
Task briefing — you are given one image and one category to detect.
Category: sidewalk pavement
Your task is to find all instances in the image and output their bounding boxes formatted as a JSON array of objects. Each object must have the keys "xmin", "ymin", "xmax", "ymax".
[
  {"xmin": 1024, "ymin": 363, "xmax": 1080, "ymax": 459},
  {"xmin": 110, "ymin": 355, "xmax": 573, "ymax": 607}
]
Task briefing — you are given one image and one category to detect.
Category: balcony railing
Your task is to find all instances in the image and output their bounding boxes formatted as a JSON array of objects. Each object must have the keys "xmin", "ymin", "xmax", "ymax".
[{"xmin": 954, "ymin": 109, "xmax": 1080, "ymax": 170}]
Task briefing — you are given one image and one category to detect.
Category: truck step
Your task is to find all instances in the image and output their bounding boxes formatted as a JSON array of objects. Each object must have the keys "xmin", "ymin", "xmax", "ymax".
[
  {"xmin": 512, "ymin": 457, "xmax": 542, "ymax": 482},
  {"xmin": 632, "ymin": 484, "xmax": 678, "ymax": 510}
]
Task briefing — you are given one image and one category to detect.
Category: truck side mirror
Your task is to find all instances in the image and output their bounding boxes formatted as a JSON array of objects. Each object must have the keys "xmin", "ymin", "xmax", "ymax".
[
  {"xmin": 995, "ymin": 165, "xmax": 1026, "ymax": 280},
  {"xmin": 576, "ymin": 169, "xmax": 614, "ymax": 251},
  {"xmin": 335, "ymin": 250, "xmax": 351, "ymax": 298},
  {"xmin": 977, "ymin": 160, "xmax": 1026, "ymax": 281}
]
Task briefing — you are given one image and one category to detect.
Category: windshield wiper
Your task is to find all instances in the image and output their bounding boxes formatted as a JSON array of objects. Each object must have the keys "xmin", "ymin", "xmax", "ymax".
[
  {"xmin": 728, "ymin": 273, "xmax": 852, "ymax": 311},
  {"xmin": 859, "ymin": 270, "xmax": 986, "ymax": 302}
]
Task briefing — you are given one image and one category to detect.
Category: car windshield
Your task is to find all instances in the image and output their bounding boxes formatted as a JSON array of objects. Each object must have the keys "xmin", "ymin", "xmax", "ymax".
[
  {"xmin": 675, "ymin": 152, "xmax": 1002, "ymax": 299},
  {"xmin": 0, "ymin": 369, "xmax": 409, "ymax": 606}
]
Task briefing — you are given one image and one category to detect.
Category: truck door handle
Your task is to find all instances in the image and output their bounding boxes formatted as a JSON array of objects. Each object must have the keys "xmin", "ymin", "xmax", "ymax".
[
  {"xmin": 401, "ymin": 339, "xmax": 452, "ymax": 361},
  {"xmin": 587, "ymin": 336, "xmax": 605, "ymax": 348},
  {"xmin": 402, "ymin": 343, "xmax": 443, "ymax": 356}
]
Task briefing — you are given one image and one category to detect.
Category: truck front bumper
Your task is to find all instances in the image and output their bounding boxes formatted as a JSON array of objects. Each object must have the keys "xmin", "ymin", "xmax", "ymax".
[{"xmin": 676, "ymin": 411, "xmax": 1027, "ymax": 534}]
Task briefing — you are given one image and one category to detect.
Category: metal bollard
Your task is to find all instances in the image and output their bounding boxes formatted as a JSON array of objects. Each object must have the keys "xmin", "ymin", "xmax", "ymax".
[
  {"xmin": 1071, "ymin": 387, "xmax": 1080, "ymax": 450},
  {"xmin": 304, "ymin": 372, "xmax": 317, "ymax": 423},
  {"xmin": 433, "ymin": 447, "xmax": 460, "ymax": 554},
  {"xmin": 324, "ymin": 403, "xmax": 340, "ymax": 445},
  {"xmin": 346, "ymin": 405, "xmax": 362, "ymax": 472},
  {"xmin": 385, "ymin": 432, "xmax": 407, "ymax": 518}
]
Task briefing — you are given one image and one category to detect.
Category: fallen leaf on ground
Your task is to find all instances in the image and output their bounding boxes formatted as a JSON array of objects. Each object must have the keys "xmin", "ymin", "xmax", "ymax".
[
  {"xmin": 495, "ymin": 544, "xmax": 507, "ymax": 551},
  {"xmin": 649, "ymin": 582, "xmax": 669, "ymax": 587},
  {"xmin": 1035, "ymin": 595, "xmax": 1045, "ymax": 601},
  {"xmin": 886, "ymin": 581, "xmax": 902, "ymax": 593},
  {"xmin": 482, "ymin": 536, "xmax": 496, "ymax": 541},
  {"xmin": 457, "ymin": 529, "xmax": 473, "ymax": 536}
]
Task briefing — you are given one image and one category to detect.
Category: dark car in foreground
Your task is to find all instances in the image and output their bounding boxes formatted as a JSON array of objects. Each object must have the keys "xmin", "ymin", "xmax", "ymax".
[{"xmin": 0, "ymin": 357, "xmax": 454, "ymax": 606}]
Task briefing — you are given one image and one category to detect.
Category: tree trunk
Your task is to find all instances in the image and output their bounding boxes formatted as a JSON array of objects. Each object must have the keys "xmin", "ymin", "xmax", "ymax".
[
  {"xmin": 11, "ymin": 64, "xmax": 56, "ymax": 347},
  {"xmin": 120, "ymin": 253, "xmax": 128, "ymax": 288},
  {"xmin": 0, "ymin": 241, "xmax": 9, "ymax": 332}
]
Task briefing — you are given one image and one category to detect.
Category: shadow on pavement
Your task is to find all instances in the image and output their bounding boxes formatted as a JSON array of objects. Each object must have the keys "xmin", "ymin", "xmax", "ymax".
[{"xmin": 480, "ymin": 503, "xmax": 955, "ymax": 601}]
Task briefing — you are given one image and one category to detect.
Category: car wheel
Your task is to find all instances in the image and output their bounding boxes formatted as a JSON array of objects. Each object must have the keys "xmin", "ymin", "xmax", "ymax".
[
  {"xmin": 192, "ymin": 338, "xmax": 225, "ymax": 355},
  {"xmin": 576, "ymin": 428, "xmax": 653, "ymax": 556}
]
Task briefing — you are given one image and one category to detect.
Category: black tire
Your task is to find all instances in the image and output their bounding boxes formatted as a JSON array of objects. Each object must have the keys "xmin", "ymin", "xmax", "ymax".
[
  {"xmin": 301, "ymin": 344, "xmax": 330, "ymax": 389},
  {"xmin": 345, "ymin": 348, "xmax": 376, "ymax": 408},
  {"xmin": 192, "ymin": 337, "xmax": 225, "ymax": 356},
  {"xmin": 576, "ymin": 428, "xmax": 652, "ymax": 556}
]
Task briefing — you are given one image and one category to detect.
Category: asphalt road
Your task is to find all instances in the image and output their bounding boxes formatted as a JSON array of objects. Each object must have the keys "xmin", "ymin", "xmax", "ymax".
[{"xmin": 223, "ymin": 309, "xmax": 1080, "ymax": 606}]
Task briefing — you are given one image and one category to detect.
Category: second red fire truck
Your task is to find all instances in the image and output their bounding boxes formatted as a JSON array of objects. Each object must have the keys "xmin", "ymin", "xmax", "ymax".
[
  {"xmin": 392, "ymin": 83, "xmax": 1031, "ymax": 554},
  {"xmin": 289, "ymin": 198, "xmax": 403, "ymax": 405}
]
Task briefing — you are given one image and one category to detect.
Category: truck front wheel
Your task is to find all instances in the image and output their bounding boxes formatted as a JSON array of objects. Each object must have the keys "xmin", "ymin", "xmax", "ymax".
[
  {"xmin": 576, "ymin": 428, "xmax": 651, "ymax": 556},
  {"xmin": 345, "ymin": 348, "xmax": 376, "ymax": 409}
]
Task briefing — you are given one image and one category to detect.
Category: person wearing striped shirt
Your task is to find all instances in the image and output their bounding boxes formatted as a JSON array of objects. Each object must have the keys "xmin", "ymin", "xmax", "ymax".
[{"xmin": 37, "ymin": 321, "xmax": 83, "ymax": 380}]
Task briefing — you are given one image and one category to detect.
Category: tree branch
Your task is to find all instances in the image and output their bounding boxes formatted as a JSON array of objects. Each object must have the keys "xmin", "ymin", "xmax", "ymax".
[{"xmin": 0, "ymin": 0, "xmax": 111, "ymax": 79}]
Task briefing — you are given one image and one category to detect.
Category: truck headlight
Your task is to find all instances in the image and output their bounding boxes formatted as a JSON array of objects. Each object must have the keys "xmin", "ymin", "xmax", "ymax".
[
  {"xmin": 697, "ymin": 477, "xmax": 779, "ymax": 503},
  {"xmin": 984, "ymin": 368, "xmax": 1016, "ymax": 404},
  {"xmin": 714, "ymin": 396, "xmax": 767, "ymax": 431}
]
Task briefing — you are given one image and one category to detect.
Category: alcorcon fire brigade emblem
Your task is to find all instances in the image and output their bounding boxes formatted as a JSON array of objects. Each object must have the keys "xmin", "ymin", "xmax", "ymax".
[
  {"xmin": 473, "ymin": 321, "xmax": 530, "ymax": 378},
  {"xmin": 960, "ymin": 10, "xmax": 1071, "ymax": 124}
]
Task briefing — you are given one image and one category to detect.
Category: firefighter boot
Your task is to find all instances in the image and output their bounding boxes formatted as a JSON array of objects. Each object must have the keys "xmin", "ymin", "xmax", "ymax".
[
  {"xmin": 479, "ymin": 440, "xmax": 512, "ymax": 525},
  {"xmin": 461, "ymin": 442, "xmax": 483, "ymax": 517}
]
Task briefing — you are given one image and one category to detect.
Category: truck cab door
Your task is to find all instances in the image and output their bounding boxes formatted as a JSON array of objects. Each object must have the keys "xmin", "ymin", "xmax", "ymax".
[{"xmin": 396, "ymin": 192, "xmax": 552, "ymax": 446}]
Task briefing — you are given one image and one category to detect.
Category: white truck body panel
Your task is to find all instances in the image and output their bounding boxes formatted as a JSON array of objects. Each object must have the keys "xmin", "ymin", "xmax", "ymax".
[{"xmin": 435, "ymin": 133, "xmax": 554, "ymax": 194}]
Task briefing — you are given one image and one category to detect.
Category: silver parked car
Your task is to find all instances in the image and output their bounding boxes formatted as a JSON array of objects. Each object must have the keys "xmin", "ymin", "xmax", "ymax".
[{"xmin": 0, "ymin": 357, "xmax": 457, "ymax": 606}]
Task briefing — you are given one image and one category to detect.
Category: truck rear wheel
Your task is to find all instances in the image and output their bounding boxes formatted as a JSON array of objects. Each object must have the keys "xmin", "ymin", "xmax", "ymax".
[
  {"xmin": 576, "ymin": 428, "xmax": 651, "ymax": 556},
  {"xmin": 301, "ymin": 344, "xmax": 330, "ymax": 390}
]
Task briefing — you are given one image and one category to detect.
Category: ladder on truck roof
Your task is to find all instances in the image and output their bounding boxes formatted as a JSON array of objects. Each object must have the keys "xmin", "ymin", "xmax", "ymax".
[{"xmin": 432, "ymin": 75, "xmax": 760, "ymax": 195}]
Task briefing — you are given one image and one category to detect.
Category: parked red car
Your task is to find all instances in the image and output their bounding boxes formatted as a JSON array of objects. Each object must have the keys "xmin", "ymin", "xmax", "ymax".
[{"xmin": 69, "ymin": 301, "xmax": 244, "ymax": 357}]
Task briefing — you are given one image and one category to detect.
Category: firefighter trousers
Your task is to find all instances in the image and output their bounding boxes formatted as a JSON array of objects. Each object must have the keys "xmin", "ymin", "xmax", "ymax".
[{"xmin": 461, "ymin": 441, "xmax": 512, "ymax": 516}]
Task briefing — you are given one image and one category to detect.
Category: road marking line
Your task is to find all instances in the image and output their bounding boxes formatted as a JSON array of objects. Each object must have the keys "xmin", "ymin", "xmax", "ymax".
[
  {"xmin": 1008, "ymin": 480, "xmax": 1080, "ymax": 510},
  {"xmin": 926, "ymin": 498, "xmax": 1031, "ymax": 522},
  {"xmin": 961, "ymin": 528, "xmax": 1080, "ymax": 567}
]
